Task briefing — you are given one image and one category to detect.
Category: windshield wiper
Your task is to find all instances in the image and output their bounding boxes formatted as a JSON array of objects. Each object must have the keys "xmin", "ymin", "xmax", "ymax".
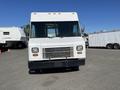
[
  {"xmin": 48, "ymin": 36, "xmax": 55, "ymax": 38},
  {"xmin": 60, "ymin": 36, "xmax": 64, "ymax": 38}
]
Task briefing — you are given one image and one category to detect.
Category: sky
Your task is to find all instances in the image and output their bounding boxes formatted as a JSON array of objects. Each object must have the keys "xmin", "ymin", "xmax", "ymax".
[{"xmin": 0, "ymin": 0, "xmax": 120, "ymax": 33}]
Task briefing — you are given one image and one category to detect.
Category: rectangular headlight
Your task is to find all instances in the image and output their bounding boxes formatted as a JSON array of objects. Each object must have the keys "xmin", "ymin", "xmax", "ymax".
[
  {"xmin": 76, "ymin": 45, "xmax": 83, "ymax": 51},
  {"xmin": 31, "ymin": 47, "xmax": 39, "ymax": 53}
]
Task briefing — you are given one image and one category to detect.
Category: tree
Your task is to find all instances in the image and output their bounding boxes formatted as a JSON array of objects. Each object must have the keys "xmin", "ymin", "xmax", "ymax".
[{"xmin": 23, "ymin": 24, "xmax": 30, "ymax": 37}]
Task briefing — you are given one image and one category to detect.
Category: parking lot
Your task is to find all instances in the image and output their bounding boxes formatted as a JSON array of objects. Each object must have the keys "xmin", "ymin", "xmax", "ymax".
[{"xmin": 0, "ymin": 48, "xmax": 120, "ymax": 90}]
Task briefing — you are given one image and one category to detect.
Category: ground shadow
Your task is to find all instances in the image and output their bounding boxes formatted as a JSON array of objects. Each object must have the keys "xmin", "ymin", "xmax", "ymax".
[
  {"xmin": 0, "ymin": 48, "xmax": 9, "ymax": 52},
  {"xmin": 29, "ymin": 67, "xmax": 79, "ymax": 75},
  {"xmin": 88, "ymin": 47, "xmax": 107, "ymax": 49}
]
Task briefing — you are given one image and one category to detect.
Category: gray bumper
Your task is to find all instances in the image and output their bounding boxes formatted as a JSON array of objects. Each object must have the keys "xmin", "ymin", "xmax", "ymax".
[{"xmin": 28, "ymin": 58, "xmax": 85, "ymax": 70}]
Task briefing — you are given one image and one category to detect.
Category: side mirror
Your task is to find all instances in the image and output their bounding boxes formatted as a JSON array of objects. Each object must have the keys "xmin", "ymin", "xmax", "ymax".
[{"xmin": 80, "ymin": 27, "xmax": 85, "ymax": 37}]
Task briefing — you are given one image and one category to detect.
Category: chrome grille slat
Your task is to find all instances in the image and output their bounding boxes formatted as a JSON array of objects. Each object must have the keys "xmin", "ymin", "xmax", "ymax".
[{"xmin": 43, "ymin": 47, "xmax": 73, "ymax": 59}]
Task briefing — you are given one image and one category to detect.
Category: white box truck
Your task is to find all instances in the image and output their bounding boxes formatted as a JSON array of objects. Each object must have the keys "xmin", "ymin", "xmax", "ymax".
[
  {"xmin": 0, "ymin": 27, "xmax": 27, "ymax": 48},
  {"xmin": 28, "ymin": 12, "xmax": 86, "ymax": 73},
  {"xmin": 88, "ymin": 30, "xmax": 120, "ymax": 49}
]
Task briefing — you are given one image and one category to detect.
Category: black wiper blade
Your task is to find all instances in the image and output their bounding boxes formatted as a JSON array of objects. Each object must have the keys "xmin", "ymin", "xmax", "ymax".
[
  {"xmin": 60, "ymin": 36, "xmax": 64, "ymax": 38},
  {"xmin": 48, "ymin": 36, "xmax": 55, "ymax": 38},
  {"xmin": 58, "ymin": 36, "xmax": 64, "ymax": 38}
]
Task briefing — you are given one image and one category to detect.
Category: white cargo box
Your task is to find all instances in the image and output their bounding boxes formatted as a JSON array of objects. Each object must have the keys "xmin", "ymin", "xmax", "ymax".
[
  {"xmin": 31, "ymin": 12, "xmax": 79, "ymax": 22},
  {"xmin": 88, "ymin": 30, "xmax": 120, "ymax": 49}
]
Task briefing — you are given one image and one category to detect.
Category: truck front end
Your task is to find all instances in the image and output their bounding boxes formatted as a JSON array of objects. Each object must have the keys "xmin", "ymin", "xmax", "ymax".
[{"xmin": 28, "ymin": 12, "xmax": 86, "ymax": 72}]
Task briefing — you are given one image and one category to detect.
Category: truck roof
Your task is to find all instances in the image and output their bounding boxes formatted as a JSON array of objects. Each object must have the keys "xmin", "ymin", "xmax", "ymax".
[
  {"xmin": 89, "ymin": 29, "xmax": 120, "ymax": 35},
  {"xmin": 0, "ymin": 27, "xmax": 21, "ymax": 30},
  {"xmin": 0, "ymin": 27, "xmax": 26, "ymax": 37},
  {"xmin": 31, "ymin": 12, "xmax": 79, "ymax": 22}
]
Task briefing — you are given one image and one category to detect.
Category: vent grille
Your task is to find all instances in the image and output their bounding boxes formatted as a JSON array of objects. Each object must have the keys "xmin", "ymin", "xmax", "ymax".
[{"xmin": 43, "ymin": 47, "xmax": 73, "ymax": 59}]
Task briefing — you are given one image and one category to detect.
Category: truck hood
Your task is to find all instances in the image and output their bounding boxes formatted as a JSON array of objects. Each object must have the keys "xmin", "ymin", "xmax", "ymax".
[{"xmin": 29, "ymin": 37, "xmax": 84, "ymax": 47}]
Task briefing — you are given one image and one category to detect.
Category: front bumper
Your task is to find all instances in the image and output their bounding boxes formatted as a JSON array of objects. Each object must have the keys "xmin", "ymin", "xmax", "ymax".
[{"xmin": 28, "ymin": 58, "xmax": 85, "ymax": 70}]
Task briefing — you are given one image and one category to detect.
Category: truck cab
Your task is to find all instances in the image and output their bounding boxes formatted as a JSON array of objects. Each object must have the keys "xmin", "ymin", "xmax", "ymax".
[{"xmin": 28, "ymin": 12, "xmax": 86, "ymax": 72}]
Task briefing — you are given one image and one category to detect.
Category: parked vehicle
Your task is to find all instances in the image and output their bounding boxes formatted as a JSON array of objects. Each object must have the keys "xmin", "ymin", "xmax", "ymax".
[
  {"xmin": 0, "ymin": 27, "xmax": 27, "ymax": 48},
  {"xmin": 28, "ymin": 12, "xmax": 86, "ymax": 73},
  {"xmin": 88, "ymin": 30, "xmax": 120, "ymax": 49}
]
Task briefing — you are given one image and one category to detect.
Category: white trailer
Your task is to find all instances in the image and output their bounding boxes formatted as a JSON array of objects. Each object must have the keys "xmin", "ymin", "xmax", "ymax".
[
  {"xmin": 28, "ymin": 12, "xmax": 86, "ymax": 73},
  {"xmin": 0, "ymin": 27, "xmax": 27, "ymax": 48},
  {"xmin": 88, "ymin": 30, "xmax": 120, "ymax": 49}
]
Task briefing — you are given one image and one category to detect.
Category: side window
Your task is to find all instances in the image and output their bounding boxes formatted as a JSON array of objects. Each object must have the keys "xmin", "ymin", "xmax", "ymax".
[
  {"xmin": 3, "ymin": 32, "xmax": 10, "ymax": 35},
  {"xmin": 73, "ymin": 24, "xmax": 78, "ymax": 35},
  {"xmin": 31, "ymin": 25, "xmax": 35, "ymax": 37}
]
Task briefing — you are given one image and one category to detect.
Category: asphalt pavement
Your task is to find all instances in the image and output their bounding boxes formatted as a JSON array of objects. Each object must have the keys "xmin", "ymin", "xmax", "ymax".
[{"xmin": 0, "ymin": 48, "xmax": 120, "ymax": 90}]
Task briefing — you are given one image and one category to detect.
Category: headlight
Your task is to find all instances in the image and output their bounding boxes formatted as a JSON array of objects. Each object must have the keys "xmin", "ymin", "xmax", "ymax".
[
  {"xmin": 76, "ymin": 45, "xmax": 83, "ymax": 51},
  {"xmin": 31, "ymin": 47, "xmax": 39, "ymax": 53}
]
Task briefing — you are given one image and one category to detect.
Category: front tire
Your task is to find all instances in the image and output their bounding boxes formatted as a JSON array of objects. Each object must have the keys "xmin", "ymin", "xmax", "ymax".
[
  {"xmin": 29, "ymin": 69, "xmax": 35, "ymax": 74},
  {"xmin": 72, "ymin": 66, "xmax": 79, "ymax": 71},
  {"xmin": 80, "ymin": 59, "xmax": 85, "ymax": 65},
  {"xmin": 29, "ymin": 69, "xmax": 42, "ymax": 74}
]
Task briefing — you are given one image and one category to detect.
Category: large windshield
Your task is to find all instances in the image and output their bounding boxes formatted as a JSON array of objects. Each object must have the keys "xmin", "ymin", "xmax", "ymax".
[{"xmin": 30, "ymin": 21, "xmax": 81, "ymax": 38}]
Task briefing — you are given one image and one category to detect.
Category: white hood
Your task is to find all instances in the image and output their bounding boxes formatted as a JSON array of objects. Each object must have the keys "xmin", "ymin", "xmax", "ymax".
[{"xmin": 29, "ymin": 37, "xmax": 84, "ymax": 47}]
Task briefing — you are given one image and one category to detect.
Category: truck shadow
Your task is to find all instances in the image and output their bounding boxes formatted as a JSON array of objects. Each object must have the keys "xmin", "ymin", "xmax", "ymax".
[
  {"xmin": 29, "ymin": 67, "xmax": 79, "ymax": 75},
  {"xmin": 0, "ymin": 48, "xmax": 9, "ymax": 53},
  {"xmin": 88, "ymin": 47, "xmax": 107, "ymax": 49}
]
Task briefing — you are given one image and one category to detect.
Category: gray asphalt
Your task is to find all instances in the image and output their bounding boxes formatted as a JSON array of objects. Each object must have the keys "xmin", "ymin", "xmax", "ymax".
[{"xmin": 0, "ymin": 48, "xmax": 120, "ymax": 90}]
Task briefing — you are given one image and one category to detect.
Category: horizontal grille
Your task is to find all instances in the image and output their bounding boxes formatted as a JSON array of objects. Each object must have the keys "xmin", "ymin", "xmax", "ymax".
[{"xmin": 43, "ymin": 47, "xmax": 73, "ymax": 59}]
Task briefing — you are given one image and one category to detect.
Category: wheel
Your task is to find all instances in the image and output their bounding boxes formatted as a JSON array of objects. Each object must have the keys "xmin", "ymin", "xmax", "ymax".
[
  {"xmin": 80, "ymin": 59, "xmax": 85, "ymax": 65},
  {"xmin": 29, "ymin": 69, "xmax": 42, "ymax": 74},
  {"xmin": 29, "ymin": 69, "xmax": 35, "ymax": 74},
  {"xmin": 106, "ymin": 44, "xmax": 113, "ymax": 49},
  {"xmin": 17, "ymin": 43, "xmax": 24, "ymax": 49},
  {"xmin": 71, "ymin": 66, "xmax": 79, "ymax": 71},
  {"xmin": 113, "ymin": 43, "xmax": 120, "ymax": 49}
]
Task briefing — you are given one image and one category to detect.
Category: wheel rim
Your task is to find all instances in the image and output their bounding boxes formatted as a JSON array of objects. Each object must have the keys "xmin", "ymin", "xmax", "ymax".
[
  {"xmin": 18, "ymin": 43, "xmax": 23, "ymax": 48},
  {"xmin": 107, "ymin": 45, "xmax": 111, "ymax": 49},
  {"xmin": 114, "ymin": 44, "xmax": 119, "ymax": 49}
]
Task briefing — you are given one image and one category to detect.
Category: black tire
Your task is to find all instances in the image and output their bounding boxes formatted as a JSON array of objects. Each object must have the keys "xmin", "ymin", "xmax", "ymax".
[
  {"xmin": 29, "ymin": 69, "xmax": 42, "ymax": 74},
  {"xmin": 106, "ymin": 44, "xmax": 113, "ymax": 49},
  {"xmin": 17, "ymin": 42, "xmax": 27, "ymax": 49},
  {"xmin": 29, "ymin": 69, "xmax": 35, "ymax": 74},
  {"xmin": 80, "ymin": 59, "xmax": 85, "ymax": 65},
  {"xmin": 71, "ymin": 66, "xmax": 79, "ymax": 71},
  {"xmin": 113, "ymin": 43, "xmax": 120, "ymax": 49},
  {"xmin": 17, "ymin": 43, "xmax": 23, "ymax": 49}
]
